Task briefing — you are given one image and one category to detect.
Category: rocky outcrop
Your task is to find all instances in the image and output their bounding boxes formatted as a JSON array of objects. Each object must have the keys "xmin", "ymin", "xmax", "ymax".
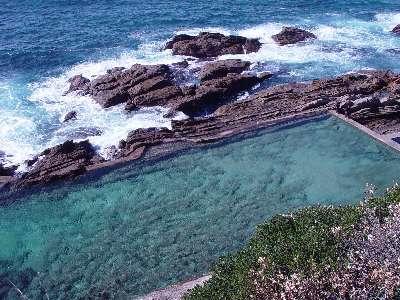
[
  {"xmin": 63, "ymin": 111, "xmax": 77, "ymax": 122},
  {"xmin": 164, "ymin": 32, "xmax": 262, "ymax": 58},
  {"xmin": 65, "ymin": 75, "xmax": 90, "ymax": 94},
  {"xmin": 392, "ymin": 25, "xmax": 400, "ymax": 35},
  {"xmin": 118, "ymin": 127, "xmax": 175, "ymax": 158},
  {"xmin": 66, "ymin": 60, "xmax": 270, "ymax": 117},
  {"xmin": 172, "ymin": 73, "xmax": 264, "ymax": 116},
  {"xmin": 14, "ymin": 140, "xmax": 96, "ymax": 188},
  {"xmin": 272, "ymin": 27, "xmax": 317, "ymax": 45},
  {"xmin": 0, "ymin": 164, "xmax": 16, "ymax": 177},
  {"xmin": 12, "ymin": 70, "xmax": 400, "ymax": 190},
  {"xmin": 198, "ymin": 59, "xmax": 251, "ymax": 81}
]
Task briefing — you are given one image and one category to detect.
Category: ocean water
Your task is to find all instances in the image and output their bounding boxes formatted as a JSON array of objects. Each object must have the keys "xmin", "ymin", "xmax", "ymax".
[
  {"xmin": 2, "ymin": 0, "xmax": 400, "ymax": 167},
  {"xmin": 1, "ymin": 116, "xmax": 400, "ymax": 299}
]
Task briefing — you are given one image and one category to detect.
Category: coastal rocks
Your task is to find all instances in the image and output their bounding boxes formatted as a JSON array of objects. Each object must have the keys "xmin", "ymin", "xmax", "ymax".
[
  {"xmin": 90, "ymin": 64, "xmax": 172, "ymax": 108},
  {"xmin": 125, "ymin": 85, "xmax": 183, "ymax": 111},
  {"xmin": 198, "ymin": 59, "xmax": 251, "ymax": 81},
  {"xmin": 65, "ymin": 64, "xmax": 174, "ymax": 108},
  {"xmin": 65, "ymin": 74, "xmax": 90, "ymax": 94},
  {"xmin": 118, "ymin": 127, "xmax": 174, "ymax": 158},
  {"xmin": 164, "ymin": 32, "xmax": 262, "ymax": 58},
  {"xmin": 0, "ymin": 163, "xmax": 16, "ymax": 177},
  {"xmin": 173, "ymin": 73, "xmax": 264, "ymax": 116},
  {"xmin": 63, "ymin": 111, "xmax": 77, "ymax": 122},
  {"xmin": 9, "ymin": 70, "xmax": 400, "ymax": 190},
  {"xmin": 392, "ymin": 25, "xmax": 400, "ymax": 35},
  {"xmin": 65, "ymin": 59, "xmax": 268, "ymax": 117},
  {"xmin": 172, "ymin": 70, "xmax": 400, "ymax": 143},
  {"xmin": 14, "ymin": 140, "xmax": 96, "ymax": 188},
  {"xmin": 272, "ymin": 27, "xmax": 317, "ymax": 45}
]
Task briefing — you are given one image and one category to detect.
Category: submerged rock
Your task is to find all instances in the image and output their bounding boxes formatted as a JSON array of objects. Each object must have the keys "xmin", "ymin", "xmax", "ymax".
[
  {"xmin": 392, "ymin": 25, "xmax": 400, "ymax": 35},
  {"xmin": 164, "ymin": 32, "xmax": 262, "ymax": 58},
  {"xmin": 63, "ymin": 111, "xmax": 77, "ymax": 122},
  {"xmin": 272, "ymin": 27, "xmax": 317, "ymax": 45},
  {"xmin": 14, "ymin": 140, "xmax": 96, "ymax": 188}
]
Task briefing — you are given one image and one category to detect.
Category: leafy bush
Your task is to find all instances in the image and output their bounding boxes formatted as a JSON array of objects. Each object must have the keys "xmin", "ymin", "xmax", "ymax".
[{"xmin": 186, "ymin": 187, "xmax": 400, "ymax": 300}]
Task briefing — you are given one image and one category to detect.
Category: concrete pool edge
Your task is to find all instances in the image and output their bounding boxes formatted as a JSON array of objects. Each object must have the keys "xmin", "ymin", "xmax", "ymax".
[{"xmin": 330, "ymin": 111, "xmax": 400, "ymax": 153}]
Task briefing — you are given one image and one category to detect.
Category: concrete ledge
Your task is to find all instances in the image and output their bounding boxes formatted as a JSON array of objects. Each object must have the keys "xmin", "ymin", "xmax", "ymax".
[{"xmin": 330, "ymin": 111, "xmax": 400, "ymax": 153}]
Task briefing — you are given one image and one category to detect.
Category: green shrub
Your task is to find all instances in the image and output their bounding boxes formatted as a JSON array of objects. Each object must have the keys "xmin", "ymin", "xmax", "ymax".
[{"xmin": 186, "ymin": 188, "xmax": 400, "ymax": 300}]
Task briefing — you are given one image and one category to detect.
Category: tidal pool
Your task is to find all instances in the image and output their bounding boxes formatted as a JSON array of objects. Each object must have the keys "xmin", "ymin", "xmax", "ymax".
[{"xmin": 1, "ymin": 116, "xmax": 400, "ymax": 299}]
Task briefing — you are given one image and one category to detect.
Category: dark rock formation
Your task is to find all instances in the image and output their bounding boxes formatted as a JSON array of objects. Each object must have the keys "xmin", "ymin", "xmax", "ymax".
[
  {"xmin": 118, "ymin": 127, "xmax": 174, "ymax": 158},
  {"xmin": 164, "ymin": 32, "xmax": 262, "ymax": 58},
  {"xmin": 172, "ymin": 73, "xmax": 263, "ymax": 116},
  {"xmin": 89, "ymin": 64, "xmax": 172, "ymax": 108},
  {"xmin": 66, "ymin": 60, "xmax": 269, "ymax": 117},
  {"xmin": 14, "ymin": 140, "xmax": 96, "ymax": 188},
  {"xmin": 0, "ymin": 163, "xmax": 17, "ymax": 176},
  {"xmin": 198, "ymin": 59, "xmax": 251, "ymax": 81},
  {"xmin": 10, "ymin": 70, "xmax": 400, "ymax": 189},
  {"xmin": 65, "ymin": 75, "xmax": 90, "ymax": 94},
  {"xmin": 272, "ymin": 27, "xmax": 317, "ymax": 46},
  {"xmin": 392, "ymin": 25, "xmax": 400, "ymax": 35},
  {"xmin": 63, "ymin": 111, "xmax": 77, "ymax": 122}
]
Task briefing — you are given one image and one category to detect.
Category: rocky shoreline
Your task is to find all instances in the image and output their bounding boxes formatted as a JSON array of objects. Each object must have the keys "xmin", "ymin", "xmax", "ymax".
[{"xmin": 2, "ymin": 26, "xmax": 400, "ymax": 192}]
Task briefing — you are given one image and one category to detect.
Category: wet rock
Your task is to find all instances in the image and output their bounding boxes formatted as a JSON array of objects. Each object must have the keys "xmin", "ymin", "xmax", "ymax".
[
  {"xmin": 272, "ymin": 27, "xmax": 317, "ymax": 46},
  {"xmin": 119, "ymin": 127, "xmax": 174, "ymax": 158},
  {"xmin": 198, "ymin": 59, "xmax": 251, "ymax": 81},
  {"xmin": 65, "ymin": 74, "xmax": 90, "ymax": 94},
  {"xmin": 171, "ymin": 60, "xmax": 189, "ymax": 68},
  {"xmin": 173, "ymin": 73, "xmax": 263, "ymax": 116},
  {"xmin": 63, "ymin": 111, "xmax": 77, "ymax": 122},
  {"xmin": 12, "ymin": 70, "xmax": 400, "ymax": 189},
  {"xmin": 107, "ymin": 67, "xmax": 125, "ymax": 74},
  {"xmin": 392, "ymin": 25, "xmax": 400, "ymax": 35},
  {"xmin": 0, "ymin": 163, "xmax": 17, "ymax": 176},
  {"xmin": 257, "ymin": 72, "xmax": 274, "ymax": 81},
  {"xmin": 165, "ymin": 32, "xmax": 262, "ymax": 58},
  {"xmin": 125, "ymin": 85, "xmax": 183, "ymax": 111},
  {"xmin": 66, "ymin": 127, "xmax": 103, "ymax": 139},
  {"xmin": 14, "ymin": 140, "xmax": 96, "ymax": 188},
  {"xmin": 87, "ymin": 64, "xmax": 172, "ymax": 108}
]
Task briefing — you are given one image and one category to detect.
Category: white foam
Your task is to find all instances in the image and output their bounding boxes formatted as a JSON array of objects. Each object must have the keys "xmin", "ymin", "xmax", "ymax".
[
  {"xmin": 0, "ymin": 47, "xmax": 187, "ymax": 167},
  {"xmin": 375, "ymin": 12, "xmax": 400, "ymax": 31},
  {"xmin": 3, "ymin": 17, "xmax": 400, "ymax": 167}
]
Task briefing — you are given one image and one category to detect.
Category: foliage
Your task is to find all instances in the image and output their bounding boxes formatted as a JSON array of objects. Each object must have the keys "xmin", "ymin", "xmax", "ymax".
[{"xmin": 186, "ymin": 186, "xmax": 400, "ymax": 300}]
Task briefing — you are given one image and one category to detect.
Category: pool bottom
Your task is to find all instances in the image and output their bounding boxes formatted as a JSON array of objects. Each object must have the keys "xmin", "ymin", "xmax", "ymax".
[{"xmin": 1, "ymin": 116, "xmax": 400, "ymax": 299}]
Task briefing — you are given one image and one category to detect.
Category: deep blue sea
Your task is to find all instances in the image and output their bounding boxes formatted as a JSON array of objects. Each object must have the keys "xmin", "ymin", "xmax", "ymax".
[{"xmin": 2, "ymin": 0, "xmax": 400, "ymax": 167}]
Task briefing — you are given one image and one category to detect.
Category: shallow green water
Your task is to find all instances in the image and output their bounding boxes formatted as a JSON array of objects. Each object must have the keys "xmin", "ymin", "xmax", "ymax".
[{"xmin": 1, "ymin": 116, "xmax": 400, "ymax": 299}]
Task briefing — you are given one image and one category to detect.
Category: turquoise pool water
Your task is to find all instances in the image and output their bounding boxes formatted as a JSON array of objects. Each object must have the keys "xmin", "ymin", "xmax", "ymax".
[{"xmin": 1, "ymin": 116, "xmax": 400, "ymax": 299}]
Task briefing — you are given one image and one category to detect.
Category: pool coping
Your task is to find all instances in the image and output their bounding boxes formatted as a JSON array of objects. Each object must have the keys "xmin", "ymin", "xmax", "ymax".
[{"xmin": 329, "ymin": 111, "xmax": 400, "ymax": 153}]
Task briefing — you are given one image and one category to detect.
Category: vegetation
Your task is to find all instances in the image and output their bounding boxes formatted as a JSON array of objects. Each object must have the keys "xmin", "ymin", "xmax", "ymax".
[{"xmin": 186, "ymin": 184, "xmax": 400, "ymax": 299}]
